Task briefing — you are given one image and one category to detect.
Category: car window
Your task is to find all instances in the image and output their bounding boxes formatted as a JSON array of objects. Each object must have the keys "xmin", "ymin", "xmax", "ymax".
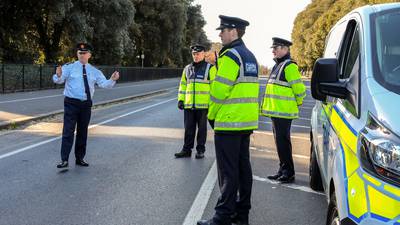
[
  {"xmin": 342, "ymin": 26, "xmax": 360, "ymax": 79},
  {"xmin": 336, "ymin": 19, "xmax": 360, "ymax": 117},
  {"xmin": 371, "ymin": 9, "xmax": 400, "ymax": 94},
  {"xmin": 324, "ymin": 21, "xmax": 347, "ymax": 58}
]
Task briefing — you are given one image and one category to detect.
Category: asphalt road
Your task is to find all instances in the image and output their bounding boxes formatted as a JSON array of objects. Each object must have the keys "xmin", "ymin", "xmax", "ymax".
[
  {"xmin": 0, "ymin": 78, "xmax": 180, "ymax": 127},
  {"xmin": 0, "ymin": 79, "xmax": 327, "ymax": 225}
]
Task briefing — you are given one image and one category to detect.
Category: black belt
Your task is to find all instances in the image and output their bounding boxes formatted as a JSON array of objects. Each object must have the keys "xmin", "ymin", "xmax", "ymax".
[{"xmin": 65, "ymin": 96, "xmax": 92, "ymax": 106}]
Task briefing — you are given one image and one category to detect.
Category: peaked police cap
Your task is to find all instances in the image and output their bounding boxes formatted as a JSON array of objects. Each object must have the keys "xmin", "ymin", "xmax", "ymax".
[
  {"xmin": 190, "ymin": 44, "xmax": 206, "ymax": 52},
  {"xmin": 76, "ymin": 42, "xmax": 93, "ymax": 52},
  {"xmin": 271, "ymin": 37, "xmax": 293, "ymax": 48},
  {"xmin": 216, "ymin": 15, "xmax": 249, "ymax": 30}
]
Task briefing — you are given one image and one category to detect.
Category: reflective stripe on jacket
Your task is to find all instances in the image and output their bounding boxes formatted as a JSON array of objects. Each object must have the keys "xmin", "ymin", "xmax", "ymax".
[
  {"xmin": 261, "ymin": 56, "xmax": 306, "ymax": 119},
  {"xmin": 178, "ymin": 61, "xmax": 211, "ymax": 109},
  {"xmin": 208, "ymin": 39, "xmax": 259, "ymax": 131}
]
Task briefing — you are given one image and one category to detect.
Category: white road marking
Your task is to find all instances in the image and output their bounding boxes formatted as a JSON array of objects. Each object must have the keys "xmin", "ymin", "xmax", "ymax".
[
  {"xmin": 250, "ymin": 146, "xmax": 309, "ymax": 160},
  {"xmin": 260, "ymin": 117, "xmax": 310, "ymax": 121},
  {"xmin": 259, "ymin": 121, "xmax": 310, "ymax": 129},
  {"xmin": 0, "ymin": 137, "xmax": 61, "ymax": 160},
  {"xmin": 253, "ymin": 131, "xmax": 309, "ymax": 141},
  {"xmin": 0, "ymin": 98, "xmax": 175, "ymax": 160},
  {"xmin": 182, "ymin": 161, "xmax": 218, "ymax": 225},
  {"xmin": 0, "ymin": 81, "xmax": 177, "ymax": 104},
  {"xmin": 253, "ymin": 175, "xmax": 324, "ymax": 195},
  {"xmin": 0, "ymin": 94, "xmax": 63, "ymax": 104},
  {"xmin": 182, "ymin": 159, "xmax": 323, "ymax": 225}
]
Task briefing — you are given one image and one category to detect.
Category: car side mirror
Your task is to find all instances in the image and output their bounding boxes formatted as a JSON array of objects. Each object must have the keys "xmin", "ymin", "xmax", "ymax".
[{"xmin": 311, "ymin": 58, "xmax": 349, "ymax": 101}]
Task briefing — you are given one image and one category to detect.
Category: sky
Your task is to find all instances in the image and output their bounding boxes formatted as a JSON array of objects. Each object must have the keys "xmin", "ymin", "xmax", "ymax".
[{"xmin": 194, "ymin": 0, "xmax": 311, "ymax": 68}]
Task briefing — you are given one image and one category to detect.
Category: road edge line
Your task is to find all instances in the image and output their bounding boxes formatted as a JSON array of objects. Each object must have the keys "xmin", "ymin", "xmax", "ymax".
[
  {"xmin": 182, "ymin": 161, "xmax": 218, "ymax": 225},
  {"xmin": 0, "ymin": 88, "xmax": 175, "ymax": 130},
  {"xmin": 0, "ymin": 98, "xmax": 175, "ymax": 160}
]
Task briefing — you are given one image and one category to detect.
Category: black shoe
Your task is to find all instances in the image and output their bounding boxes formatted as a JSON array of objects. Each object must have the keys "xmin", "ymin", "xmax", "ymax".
[
  {"xmin": 197, "ymin": 219, "xmax": 216, "ymax": 225},
  {"xmin": 277, "ymin": 174, "xmax": 295, "ymax": 183},
  {"xmin": 174, "ymin": 150, "xmax": 191, "ymax": 158},
  {"xmin": 195, "ymin": 152, "xmax": 205, "ymax": 159},
  {"xmin": 231, "ymin": 213, "xmax": 249, "ymax": 225},
  {"xmin": 267, "ymin": 173, "xmax": 282, "ymax": 180},
  {"xmin": 76, "ymin": 159, "xmax": 89, "ymax": 167},
  {"xmin": 57, "ymin": 161, "xmax": 68, "ymax": 168}
]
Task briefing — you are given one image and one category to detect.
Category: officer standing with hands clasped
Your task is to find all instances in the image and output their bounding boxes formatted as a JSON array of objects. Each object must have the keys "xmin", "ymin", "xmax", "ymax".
[
  {"xmin": 261, "ymin": 37, "xmax": 306, "ymax": 183},
  {"xmin": 175, "ymin": 44, "xmax": 212, "ymax": 159},
  {"xmin": 54, "ymin": 43, "xmax": 120, "ymax": 169},
  {"xmin": 198, "ymin": 15, "xmax": 259, "ymax": 225}
]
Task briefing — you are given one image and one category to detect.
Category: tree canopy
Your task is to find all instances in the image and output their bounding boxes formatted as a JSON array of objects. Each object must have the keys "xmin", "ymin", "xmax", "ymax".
[
  {"xmin": 291, "ymin": 0, "xmax": 399, "ymax": 70},
  {"xmin": 0, "ymin": 0, "xmax": 210, "ymax": 67}
]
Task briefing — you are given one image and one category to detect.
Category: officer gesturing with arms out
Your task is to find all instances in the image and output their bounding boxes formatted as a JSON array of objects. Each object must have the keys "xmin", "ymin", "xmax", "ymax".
[
  {"xmin": 54, "ymin": 43, "xmax": 119, "ymax": 169},
  {"xmin": 198, "ymin": 15, "xmax": 259, "ymax": 225}
]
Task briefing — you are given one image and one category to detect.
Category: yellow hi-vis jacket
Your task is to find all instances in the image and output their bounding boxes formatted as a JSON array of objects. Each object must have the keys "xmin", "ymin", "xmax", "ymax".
[
  {"xmin": 208, "ymin": 38, "xmax": 259, "ymax": 131},
  {"xmin": 178, "ymin": 61, "xmax": 212, "ymax": 109},
  {"xmin": 261, "ymin": 55, "xmax": 306, "ymax": 119}
]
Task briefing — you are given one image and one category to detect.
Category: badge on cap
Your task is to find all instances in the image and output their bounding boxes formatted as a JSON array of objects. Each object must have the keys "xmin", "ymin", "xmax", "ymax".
[
  {"xmin": 271, "ymin": 37, "xmax": 293, "ymax": 48},
  {"xmin": 76, "ymin": 42, "xmax": 93, "ymax": 52},
  {"xmin": 190, "ymin": 44, "xmax": 206, "ymax": 53},
  {"xmin": 216, "ymin": 15, "xmax": 250, "ymax": 30}
]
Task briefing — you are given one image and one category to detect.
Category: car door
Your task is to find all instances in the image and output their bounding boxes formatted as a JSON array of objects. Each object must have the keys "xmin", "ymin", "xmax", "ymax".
[
  {"xmin": 317, "ymin": 17, "xmax": 362, "ymax": 184},
  {"xmin": 314, "ymin": 19, "xmax": 348, "ymax": 184}
]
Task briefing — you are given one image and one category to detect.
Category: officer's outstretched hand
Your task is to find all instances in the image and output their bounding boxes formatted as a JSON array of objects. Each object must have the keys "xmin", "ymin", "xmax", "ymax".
[
  {"xmin": 56, "ymin": 65, "xmax": 62, "ymax": 78},
  {"xmin": 208, "ymin": 119, "xmax": 215, "ymax": 129},
  {"xmin": 178, "ymin": 101, "xmax": 184, "ymax": 110},
  {"xmin": 111, "ymin": 71, "xmax": 120, "ymax": 81}
]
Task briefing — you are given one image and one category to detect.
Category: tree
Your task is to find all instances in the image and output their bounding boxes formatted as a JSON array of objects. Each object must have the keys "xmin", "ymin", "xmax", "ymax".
[
  {"xmin": 130, "ymin": 0, "xmax": 187, "ymax": 67},
  {"xmin": 0, "ymin": 0, "xmax": 135, "ymax": 64},
  {"xmin": 182, "ymin": 3, "xmax": 211, "ymax": 65},
  {"xmin": 291, "ymin": 0, "xmax": 399, "ymax": 71},
  {"xmin": 0, "ymin": 0, "xmax": 210, "ymax": 66}
]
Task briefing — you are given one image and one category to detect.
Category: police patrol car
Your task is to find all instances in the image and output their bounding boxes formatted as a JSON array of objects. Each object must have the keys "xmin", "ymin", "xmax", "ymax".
[{"xmin": 310, "ymin": 3, "xmax": 400, "ymax": 225}]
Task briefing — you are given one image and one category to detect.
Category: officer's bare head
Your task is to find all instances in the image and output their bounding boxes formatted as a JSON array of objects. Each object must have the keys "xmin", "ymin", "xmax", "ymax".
[
  {"xmin": 272, "ymin": 45, "xmax": 289, "ymax": 59},
  {"xmin": 219, "ymin": 28, "xmax": 245, "ymax": 46}
]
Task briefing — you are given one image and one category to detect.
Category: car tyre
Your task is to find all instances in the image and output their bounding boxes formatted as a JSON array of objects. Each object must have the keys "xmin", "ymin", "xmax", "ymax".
[
  {"xmin": 326, "ymin": 192, "xmax": 340, "ymax": 225},
  {"xmin": 309, "ymin": 136, "xmax": 324, "ymax": 191}
]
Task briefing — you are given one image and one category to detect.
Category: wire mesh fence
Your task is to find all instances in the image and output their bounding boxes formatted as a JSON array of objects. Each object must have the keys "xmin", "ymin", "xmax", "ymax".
[{"xmin": 0, "ymin": 64, "xmax": 182, "ymax": 93}]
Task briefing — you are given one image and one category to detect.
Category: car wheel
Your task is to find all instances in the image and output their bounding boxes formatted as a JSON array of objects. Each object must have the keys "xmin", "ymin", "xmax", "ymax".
[
  {"xmin": 326, "ymin": 192, "xmax": 340, "ymax": 225},
  {"xmin": 309, "ymin": 139, "xmax": 324, "ymax": 191}
]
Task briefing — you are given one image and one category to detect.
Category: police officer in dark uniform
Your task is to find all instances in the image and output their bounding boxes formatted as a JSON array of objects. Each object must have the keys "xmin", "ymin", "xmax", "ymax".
[
  {"xmin": 198, "ymin": 15, "xmax": 259, "ymax": 225},
  {"xmin": 175, "ymin": 44, "xmax": 212, "ymax": 159},
  {"xmin": 261, "ymin": 37, "xmax": 306, "ymax": 183},
  {"xmin": 53, "ymin": 43, "xmax": 120, "ymax": 169}
]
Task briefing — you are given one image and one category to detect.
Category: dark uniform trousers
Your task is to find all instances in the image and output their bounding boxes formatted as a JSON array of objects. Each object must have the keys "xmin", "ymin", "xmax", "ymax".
[
  {"xmin": 214, "ymin": 132, "xmax": 252, "ymax": 224},
  {"xmin": 183, "ymin": 109, "xmax": 208, "ymax": 153},
  {"xmin": 61, "ymin": 97, "xmax": 92, "ymax": 161},
  {"xmin": 271, "ymin": 117, "xmax": 294, "ymax": 176}
]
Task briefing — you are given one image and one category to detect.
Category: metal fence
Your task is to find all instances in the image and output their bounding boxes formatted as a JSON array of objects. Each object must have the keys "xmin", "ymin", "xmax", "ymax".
[{"xmin": 0, "ymin": 64, "xmax": 182, "ymax": 93}]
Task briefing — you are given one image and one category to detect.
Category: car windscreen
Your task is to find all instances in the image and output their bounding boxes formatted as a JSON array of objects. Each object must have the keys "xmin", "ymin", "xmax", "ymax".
[{"xmin": 371, "ymin": 8, "xmax": 400, "ymax": 94}]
